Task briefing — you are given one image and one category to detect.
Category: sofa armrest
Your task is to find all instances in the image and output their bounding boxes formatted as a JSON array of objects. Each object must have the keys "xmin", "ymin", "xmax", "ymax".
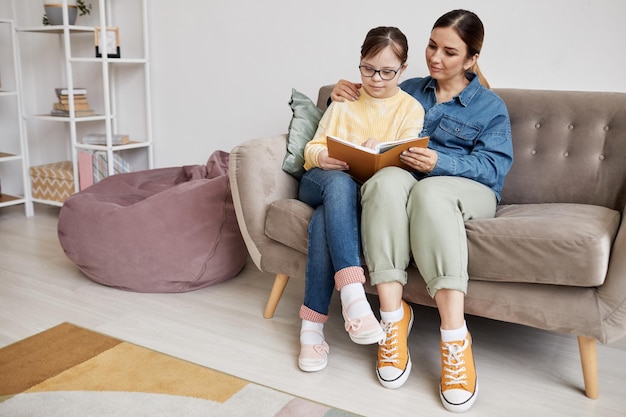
[
  {"xmin": 229, "ymin": 134, "xmax": 299, "ymax": 270},
  {"xmin": 597, "ymin": 204, "xmax": 626, "ymax": 343}
]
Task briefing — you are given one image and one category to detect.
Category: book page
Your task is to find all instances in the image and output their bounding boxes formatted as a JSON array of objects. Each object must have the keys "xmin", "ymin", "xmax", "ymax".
[
  {"xmin": 376, "ymin": 136, "xmax": 425, "ymax": 153},
  {"xmin": 327, "ymin": 135, "xmax": 377, "ymax": 154}
]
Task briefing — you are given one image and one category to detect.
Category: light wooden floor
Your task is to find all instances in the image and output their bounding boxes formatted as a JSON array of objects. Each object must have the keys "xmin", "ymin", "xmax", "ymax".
[{"xmin": 1, "ymin": 204, "xmax": 626, "ymax": 417}]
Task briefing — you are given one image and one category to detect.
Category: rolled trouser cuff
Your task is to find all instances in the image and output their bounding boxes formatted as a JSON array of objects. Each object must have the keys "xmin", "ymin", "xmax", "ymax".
[
  {"xmin": 299, "ymin": 305, "xmax": 329, "ymax": 323},
  {"xmin": 334, "ymin": 266, "xmax": 366, "ymax": 291}
]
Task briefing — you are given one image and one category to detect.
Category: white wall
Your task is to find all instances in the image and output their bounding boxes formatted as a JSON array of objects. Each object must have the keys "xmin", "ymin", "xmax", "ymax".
[
  {"xmin": 7, "ymin": 0, "xmax": 626, "ymax": 168},
  {"xmin": 147, "ymin": 0, "xmax": 626, "ymax": 168}
]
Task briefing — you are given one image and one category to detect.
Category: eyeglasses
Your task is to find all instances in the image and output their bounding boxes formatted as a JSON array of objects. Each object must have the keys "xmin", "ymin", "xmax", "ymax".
[{"xmin": 358, "ymin": 65, "xmax": 402, "ymax": 81}]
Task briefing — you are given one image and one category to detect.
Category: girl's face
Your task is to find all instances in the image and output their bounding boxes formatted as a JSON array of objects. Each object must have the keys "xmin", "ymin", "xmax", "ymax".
[
  {"xmin": 360, "ymin": 45, "xmax": 405, "ymax": 99},
  {"xmin": 425, "ymin": 27, "xmax": 477, "ymax": 84}
]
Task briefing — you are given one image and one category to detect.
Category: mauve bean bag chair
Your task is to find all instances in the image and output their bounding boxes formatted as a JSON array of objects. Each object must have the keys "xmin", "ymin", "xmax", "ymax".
[{"xmin": 58, "ymin": 150, "xmax": 247, "ymax": 292}]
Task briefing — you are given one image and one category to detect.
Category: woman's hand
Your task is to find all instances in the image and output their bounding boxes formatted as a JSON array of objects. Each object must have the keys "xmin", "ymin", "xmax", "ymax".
[
  {"xmin": 317, "ymin": 149, "xmax": 349, "ymax": 171},
  {"xmin": 400, "ymin": 147, "xmax": 438, "ymax": 173},
  {"xmin": 330, "ymin": 80, "xmax": 362, "ymax": 102}
]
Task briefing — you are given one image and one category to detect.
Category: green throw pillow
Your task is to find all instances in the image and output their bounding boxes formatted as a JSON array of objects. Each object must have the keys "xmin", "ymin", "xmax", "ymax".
[{"xmin": 282, "ymin": 88, "xmax": 323, "ymax": 179}]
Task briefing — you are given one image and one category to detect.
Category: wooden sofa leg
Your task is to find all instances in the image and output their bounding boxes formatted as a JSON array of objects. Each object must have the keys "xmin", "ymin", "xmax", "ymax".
[
  {"xmin": 263, "ymin": 273, "xmax": 290, "ymax": 319},
  {"xmin": 577, "ymin": 335, "xmax": 599, "ymax": 399}
]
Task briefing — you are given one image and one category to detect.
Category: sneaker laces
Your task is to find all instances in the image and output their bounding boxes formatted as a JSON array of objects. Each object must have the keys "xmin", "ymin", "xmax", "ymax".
[
  {"xmin": 378, "ymin": 321, "xmax": 400, "ymax": 365},
  {"xmin": 442, "ymin": 339, "xmax": 469, "ymax": 387}
]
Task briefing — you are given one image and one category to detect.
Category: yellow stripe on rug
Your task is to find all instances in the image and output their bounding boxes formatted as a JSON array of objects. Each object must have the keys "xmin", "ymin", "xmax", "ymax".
[
  {"xmin": 0, "ymin": 323, "xmax": 360, "ymax": 417},
  {"xmin": 26, "ymin": 342, "xmax": 247, "ymax": 402}
]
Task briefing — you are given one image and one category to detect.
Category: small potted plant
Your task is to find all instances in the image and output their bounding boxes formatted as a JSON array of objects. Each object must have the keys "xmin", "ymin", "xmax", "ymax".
[{"xmin": 43, "ymin": 0, "xmax": 92, "ymax": 26}]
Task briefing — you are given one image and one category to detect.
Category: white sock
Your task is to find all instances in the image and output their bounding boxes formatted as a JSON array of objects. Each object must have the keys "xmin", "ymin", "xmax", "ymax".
[
  {"xmin": 340, "ymin": 283, "xmax": 372, "ymax": 319},
  {"xmin": 440, "ymin": 321, "xmax": 468, "ymax": 343},
  {"xmin": 380, "ymin": 305, "xmax": 404, "ymax": 324},
  {"xmin": 300, "ymin": 320, "xmax": 325, "ymax": 345}
]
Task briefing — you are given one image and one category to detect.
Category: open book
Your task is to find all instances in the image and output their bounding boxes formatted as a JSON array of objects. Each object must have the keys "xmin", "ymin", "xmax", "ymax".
[{"xmin": 327, "ymin": 135, "xmax": 430, "ymax": 183}]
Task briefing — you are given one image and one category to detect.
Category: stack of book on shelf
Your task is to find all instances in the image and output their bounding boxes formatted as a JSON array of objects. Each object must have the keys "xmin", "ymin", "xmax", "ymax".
[
  {"xmin": 82, "ymin": 133, "xmax": 130, "ymax": 146},
  {"xmin": 51, "ymin": 87, "xmax": 95, "ymax": 117}
]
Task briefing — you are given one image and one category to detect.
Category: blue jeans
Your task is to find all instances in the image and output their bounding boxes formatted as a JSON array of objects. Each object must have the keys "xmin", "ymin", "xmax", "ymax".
[{"xmin": 298, "ymin": 168, "xmax": 362, "ymax": 315}]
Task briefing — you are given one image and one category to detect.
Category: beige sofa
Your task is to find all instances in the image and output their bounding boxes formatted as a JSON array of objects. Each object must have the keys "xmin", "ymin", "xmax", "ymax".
[{"xmin": 228, "ymin": 85, "xmax": 626, "ymax": 399}]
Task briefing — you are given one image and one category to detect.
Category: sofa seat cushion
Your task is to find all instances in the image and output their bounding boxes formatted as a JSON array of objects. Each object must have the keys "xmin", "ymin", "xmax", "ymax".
[
  {"xmin": 266, "ymin": 200, "xmax": 619, "ymax": 287},
  {"xmin": 466, "ymin": 203, "xmax": 620, "ymax": 286}
]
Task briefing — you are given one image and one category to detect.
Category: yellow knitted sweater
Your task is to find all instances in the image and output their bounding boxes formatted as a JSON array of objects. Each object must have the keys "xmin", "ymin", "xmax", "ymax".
[{"xmin": 303, "ymin": 87, "xmax": 425, "ymax": 170}]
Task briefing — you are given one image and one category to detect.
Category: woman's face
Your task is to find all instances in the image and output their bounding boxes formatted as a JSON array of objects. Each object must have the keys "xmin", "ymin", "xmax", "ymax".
[
  {"xmin": 425, "ymin": 27, "xmax": 476, "ymax": 84},
  {"xmin": 360, "ymin": 45, "xmax": 405, "ymax": 99}
]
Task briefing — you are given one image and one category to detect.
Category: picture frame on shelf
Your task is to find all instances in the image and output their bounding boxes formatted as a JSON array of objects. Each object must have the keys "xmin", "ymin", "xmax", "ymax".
[{"xmin": 94, "ymin": 27, "xmax": 120, "ymax": 58}]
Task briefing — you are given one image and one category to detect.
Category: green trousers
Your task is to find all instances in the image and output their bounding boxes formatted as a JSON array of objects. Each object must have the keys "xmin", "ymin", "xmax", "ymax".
[{"xmin": 360, "ymin": 167, "xmax": 497, "ymax": 297}]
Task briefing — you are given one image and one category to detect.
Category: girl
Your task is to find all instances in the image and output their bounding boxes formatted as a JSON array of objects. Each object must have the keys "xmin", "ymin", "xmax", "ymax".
[{"xmin": 297, "ymin": 26, "xmax": 425, "ymax": 372}]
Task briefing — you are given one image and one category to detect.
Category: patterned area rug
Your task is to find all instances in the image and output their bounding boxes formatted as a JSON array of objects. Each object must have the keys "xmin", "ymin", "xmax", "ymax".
[{"xmin": 0, "ymin": 323, "xmax": 358, "ymax": 417}]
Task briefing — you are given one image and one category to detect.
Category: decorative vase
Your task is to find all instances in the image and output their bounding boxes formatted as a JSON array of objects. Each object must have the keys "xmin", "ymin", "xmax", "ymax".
[{"xmin": 44, "ymin": 1, "xmax": 78, "ymax": 25}]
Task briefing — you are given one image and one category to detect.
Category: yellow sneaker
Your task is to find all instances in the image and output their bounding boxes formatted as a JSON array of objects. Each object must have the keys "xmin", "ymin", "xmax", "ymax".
[
  {"xmin": 376, "ymin": 300, "xmax": 413, "ymax": 389},
  {"xmin": 439, "ymin": 332, "xmax": 478, "ymax": 412}
]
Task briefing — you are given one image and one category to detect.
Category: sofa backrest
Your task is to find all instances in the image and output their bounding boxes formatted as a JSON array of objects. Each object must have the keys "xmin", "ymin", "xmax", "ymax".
[
  {"xmin": 317, "ymin": 85, "xmax": 626, "ymax": 211},
  {"xmin": 496, "ymin": 89, "xmax": 626, "ymax": 211}
]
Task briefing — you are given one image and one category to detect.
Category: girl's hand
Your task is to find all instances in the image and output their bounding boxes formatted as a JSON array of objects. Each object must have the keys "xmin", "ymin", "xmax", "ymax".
[
  {"xmin": 400, "ymin": 147, "xmax": 438, "ymax": 173},
  {"xmin": 330, "ymin": 80, "xmax": 362, "ymax": 102},
  {"xmin": 317, "ymin": 149, "xmax": 349, "ymax": 171},
  {"xmin": 360, "ymin": 138, "xmax": 380, "ymax": 150}
]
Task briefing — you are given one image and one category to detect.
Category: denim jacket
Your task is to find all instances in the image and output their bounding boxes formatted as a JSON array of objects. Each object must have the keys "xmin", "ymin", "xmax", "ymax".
[{"xmin": 400, "ymin": 73, "xmax": 513, "ymax": 202}]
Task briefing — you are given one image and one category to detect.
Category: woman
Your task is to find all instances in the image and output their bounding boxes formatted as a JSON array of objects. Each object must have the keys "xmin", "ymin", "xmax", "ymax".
[
  {"xmin": 298, "ymin": 26, "xmax": 425, "ymax": 373},
  {"xmin": 331, "ymin": 9, "xmax": 513, "ymax": 413}
]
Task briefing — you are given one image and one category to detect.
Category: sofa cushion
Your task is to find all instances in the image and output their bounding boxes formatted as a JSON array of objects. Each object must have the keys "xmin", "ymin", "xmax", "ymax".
[
  {"xmin": 282, "ymin": 89, "xmax": 323, "ymax": 179},
  {"xmin": 466, "ymin": 203, "xmax": 620, "ymax": 287},
  {"xmin": 265, "ymin": 200, "xmax": 619, "ymax": 287}
]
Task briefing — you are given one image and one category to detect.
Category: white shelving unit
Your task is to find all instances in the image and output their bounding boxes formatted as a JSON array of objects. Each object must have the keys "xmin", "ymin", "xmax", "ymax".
[
  {"xmin": 0, "ymin": 17, "xmax": 33, "ymax": 216},
  {"xmin": 12, "ymin": 0, "xmax": 153, "ymax": 207}
]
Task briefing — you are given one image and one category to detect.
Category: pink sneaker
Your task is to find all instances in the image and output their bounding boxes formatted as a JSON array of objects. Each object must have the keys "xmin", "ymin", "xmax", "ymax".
[
  {"xmin": 342, "ymin": 298, "xmax": 385, "ymax": 345},
  {"xmin": 298, "ymin": 330, "xmax": 329, "ymax": 372}
]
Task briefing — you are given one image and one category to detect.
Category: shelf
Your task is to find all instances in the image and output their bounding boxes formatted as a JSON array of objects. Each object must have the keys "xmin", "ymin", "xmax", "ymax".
[
  {"xmin": 0, "ymin": 194, "xmax": 25, "ymax": 204},
  {"xmin": 0, "ymin": 15, "xmax": 32, "ymax": 216},
  {"xmin": 70, "ymin": 57, "xmax": 148, "ymax": 64},
  {"xmin": 0, "ymin": 152, "xmax": 22, "ymax": 162},
  {"xmin": 13, "ymin": 0, "xmax": 153, "ymax": 206},
  {"xmin": 75, "ymin": 140, "xmax": 150, "ymax": 151},
  {"xmin": 31, "ymin": 197, "xmax": 63, "ymax": 207},
  {"xmin": 27, "ymin": 114, "xmax": 108, "ymax": 122},
  {"xmin": 16, "ymin": 25, "xmax": 94, "ymax": 34}
]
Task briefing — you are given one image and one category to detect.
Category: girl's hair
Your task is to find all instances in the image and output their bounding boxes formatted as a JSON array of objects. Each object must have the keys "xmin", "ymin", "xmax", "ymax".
[
  {"xmin": 433, "ymin": 9, "xmax": 490, "ymax": 88},
  {"xmin": 361, "ymin": 26, "xmax": 408, "ymax": 65}
]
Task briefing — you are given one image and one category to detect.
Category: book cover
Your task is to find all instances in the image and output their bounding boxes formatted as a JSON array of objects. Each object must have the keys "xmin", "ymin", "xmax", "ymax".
[
  {"xmin": 82, "ymin": 133, "xmax": 130, "ymax": 145},
  {"xmin": 327, "ymin": 135, "xmax": 429, "ymax": 183},
  {"xmin": 53, "ymin": 102, "xmax": 93, "ymax": 111},
  {"xmin": 55, "ymin": 87, "xmax": 88, "ymax": 96},
  {"xmin": 50, "ymin": 108, "xmax": 96, "ymax": 117},
  {"xmin": 92, "ymin": 151, "xmax": 131, "ymax": 183},
  {"xmin": 78, "ymin": 151, "xmax": 94, "ymax": 190},
  {"xmin": 58, "ymin": 96, "xmax": 88, "ymax": 104}
]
